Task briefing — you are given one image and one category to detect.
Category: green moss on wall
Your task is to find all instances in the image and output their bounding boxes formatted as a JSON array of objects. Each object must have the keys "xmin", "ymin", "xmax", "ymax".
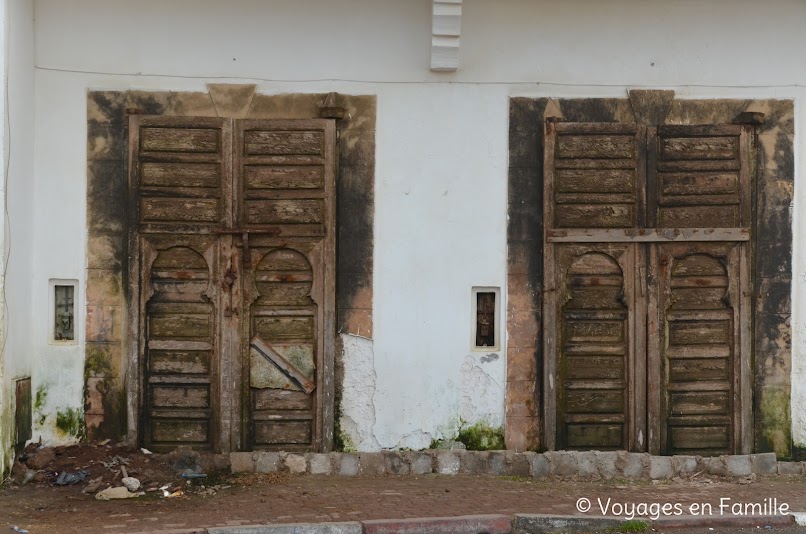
[
  {"xmin": 457, "ymin": 421, "xmax": 505, "ymax": 451},
  {"xmin": 758, "ymin": 386, "xmax": 792, "ymax": 459},
  {"xmin": 34, "ymin": 385, "xmax": 48, "ymax": 426},
  {"xmin": 84, "ymin": 347, "xmax": 113, "ymax": 380},
  {"xmin": 56, "ymin": 408, "xmax": 84, "ymax": 438},
  {"xmin": 83, "ymin": 345, "xmax": 126, "ymax": 439}
]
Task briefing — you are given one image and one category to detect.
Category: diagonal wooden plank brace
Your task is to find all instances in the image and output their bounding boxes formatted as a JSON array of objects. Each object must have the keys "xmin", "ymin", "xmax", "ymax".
[{"xmin": 250, "ymin": 336, "xmax": 316, "ymax": 394}]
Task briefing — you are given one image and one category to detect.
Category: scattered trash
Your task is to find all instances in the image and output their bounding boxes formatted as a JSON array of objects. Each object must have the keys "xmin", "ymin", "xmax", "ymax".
[
  {"xmin": 122, "ymin": 477, "xmax": 141, "ymax": 492},
  {"xmin": 99, "ymin": 439, "xmax": 111, "ymax": 446},
  {"xmin": 82, "ymin": 476, "xmax": 105, "ymax": 494},
  {"xmin": 158, "ymin": 483, "xmax": 183, "ymax": 498},
  {"xmin": 95, "ymin": 486, "xmax": 144, "ymax": 500},
  {"xmin": 10, "ymin": 527, "xmax": 29, "ymax": 533},
  {"xmin": 55, "ymin": 469, "xmax": 89, "ymax": 486},
  {"xmin": 195, "ymin": 484, "xmax": 231, "ymax": 497},
  {"xmin": 140, "ymin": 448, "xmax": 153, "ymax": 455},
  {"xmin": 180, "ymin": 473, "xmax": 208, "ymax": 479}
]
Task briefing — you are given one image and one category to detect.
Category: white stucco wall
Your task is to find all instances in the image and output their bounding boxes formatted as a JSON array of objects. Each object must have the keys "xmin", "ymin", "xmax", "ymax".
[
  {"xmin": 21, "ymin": 0, "xmax": 806, "ymax": 450},
  {"xmin": 0, "ymin": 0, "xmax": 9, "ymax": 473},
  {"xmin": 1, "ymin": 0, "xmax": 36, "ymax": 473}
]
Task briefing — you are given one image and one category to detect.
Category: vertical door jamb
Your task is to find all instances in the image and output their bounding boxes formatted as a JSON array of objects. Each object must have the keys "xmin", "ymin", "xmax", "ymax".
[
  {"xmin": 320, "ymin": 120, "xmax": 338, "ymax": 452},
  {"xmin": 217, "ymin": 118, "xmax": 236, "ymax": 454},
  {"xmin": 542, "ymin": 119, "xmax": 558, "ymax": 451},
  {"xmin": 738, "ymin": 125, "xmax": 754, "ymax": 454},
  {"xmin": 126, "ymin": 115, "xmax": 142, "ymax": 446}
]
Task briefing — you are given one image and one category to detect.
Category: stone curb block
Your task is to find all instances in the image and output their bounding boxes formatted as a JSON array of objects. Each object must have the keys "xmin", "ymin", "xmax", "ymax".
[
  {"xmin": 204, "ymin": 514, "xmax": 804, "ymax": 534},
  {"xmin": 512, "ymin": 514, "xmax": 641, "ymax": 533},
  {"xmin": 363, "ymin": 515, "xmax": 511, "ymax": 534},
  {"xmin": 206, "ymin": 521, "xmax": 363, "ymax": 534},
  {"xmin": 230, "ymin": 450, "xmax": 801, "ymax": 479},
  {"xmin": 778, "ymin": 461, "xmax": 804, "ymax": 475},
  {"xmin": 654, "ymin": 514, "xmax": 794, "ymax": 529}
]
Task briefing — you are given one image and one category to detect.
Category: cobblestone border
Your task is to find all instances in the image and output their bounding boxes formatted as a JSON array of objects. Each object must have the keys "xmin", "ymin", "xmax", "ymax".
[{"xmin": 228, "ymin": 450, "xmax": 805, "ymax": 479}]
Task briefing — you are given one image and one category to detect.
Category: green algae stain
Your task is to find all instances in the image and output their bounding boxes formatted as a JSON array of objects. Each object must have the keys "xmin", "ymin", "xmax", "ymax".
[
  {"xmin": 759, "ymin": 387, "xmax": 792, "ymax": 459},
  {"xmin": 457, "ymin": 421, "xmax": 505, "ymax": 451},
  {"xmin": 56, "ymin": 408, "xmax": 84, "ymax": 438}
]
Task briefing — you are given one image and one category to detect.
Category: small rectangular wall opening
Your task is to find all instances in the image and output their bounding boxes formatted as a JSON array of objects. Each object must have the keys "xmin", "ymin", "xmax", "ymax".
[
  {"xmin": 49, "ymin": 279, "xmax": 78, "ymax": 344},
  {"xmin": 472, "ymin": 287, "xmax": 500, "ymax": 351}
]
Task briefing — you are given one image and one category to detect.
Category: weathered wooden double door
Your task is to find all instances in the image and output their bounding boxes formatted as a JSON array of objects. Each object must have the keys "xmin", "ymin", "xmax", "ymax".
[
  {"xmin": 129, "ymin": 116, "xmax": 336, "ymax": 453},
  {"xmin": 544, "ymin": 121, "xmax": 753, "ymax": 456}
]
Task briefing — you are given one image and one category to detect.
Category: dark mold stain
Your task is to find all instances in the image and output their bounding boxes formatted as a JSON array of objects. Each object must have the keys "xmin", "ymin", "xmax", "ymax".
[
  {"xmin": 507, "ymin": 98, "xmax": 549, "ymax": 447},
  {"xmin": 87, "ymin": 160, "xmax": 126, "ymax": 199},
  {"xmin": 558, "ymin": 98, "xmax": 624, "ymax": 123},
  {"xmin": 756, "ymin": 278, "xmax": 792, "ymax": 316},
  {"xmin": 756, "ymin": 100, "xmax": 795, "ymax": 135},
  {"xmin": 755, "ymin": 313, "xmax": 792, "ymax": 353},
  {"xmin": 665, "ymin": 99, "xmax": 752, "ymax": 125},
  {"xmin": 773, "ymin": 130, "xmax": 795, "ymax": 184},
  {"xmin": 89, "ymin": 92, "xmax": 127, "ymax": 128},
  {"xmin": 628, "ymin": 90, "xmax": 675, "ymax": 126}
]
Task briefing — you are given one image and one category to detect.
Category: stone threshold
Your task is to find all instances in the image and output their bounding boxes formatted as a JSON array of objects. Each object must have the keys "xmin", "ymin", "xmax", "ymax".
[{"xmin": 229, "ymin": 450, "xmax": 804, "ymax": 479}]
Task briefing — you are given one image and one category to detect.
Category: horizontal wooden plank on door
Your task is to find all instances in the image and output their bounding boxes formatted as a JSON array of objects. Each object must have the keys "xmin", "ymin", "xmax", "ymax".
[{"xmin": 547, "ymin": 228, "xmax": 750, "ymax": 243}]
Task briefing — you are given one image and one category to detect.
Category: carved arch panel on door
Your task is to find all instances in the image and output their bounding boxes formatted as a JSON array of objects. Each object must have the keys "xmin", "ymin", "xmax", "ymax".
[
  {"xmin": 246, "ymin": 245, "xmax": 320, "ymax": 450},
  {"xmin": 550, "ymin": 243, "xmax": 642, "ymax": 451},
  {"xmin": 650, "ymin": 242, "xmax": 748, "ymax": 456},
  {"xmin": 140, "ymin": 237, "xmax": 221, "ymax": 452}
]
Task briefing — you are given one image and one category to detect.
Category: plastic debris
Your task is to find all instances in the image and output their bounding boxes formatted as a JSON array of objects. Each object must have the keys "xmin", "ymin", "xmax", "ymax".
[
  {"xmin": 95, "ymin": 486, "xmax": 144, "ymax": 500},
  {"xmin": 122, "ymin": 477, "xmax": 141, "ymax": 492},
  {"xmin": 140, "ymin": 448, "xmax": 153, "ymax": 455},
  {"xmin": 55, "ymin": 469, "xmax": 89, "ymax": 486},
  {"xmin": 159, "ymin": 484, "xmax": 183, "ymax": 498},
  {"xmin": 21, "ymin": 469, "xmax": 37, "ymax": 485},
  {"xmin": 10, "ymin": 527, "xmax": 30, "ymax": 533}
]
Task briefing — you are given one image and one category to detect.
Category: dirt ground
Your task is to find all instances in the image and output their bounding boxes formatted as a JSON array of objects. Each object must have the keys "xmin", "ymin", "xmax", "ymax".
[{"xmin": 2, "ymin": 444, "xmax": 806, "ymax": 533}]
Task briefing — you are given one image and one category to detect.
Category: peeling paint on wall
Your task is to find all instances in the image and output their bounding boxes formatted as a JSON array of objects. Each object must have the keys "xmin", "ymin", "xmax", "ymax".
[
  {"xmin": 459, "ymin": 354, "xmax": 505, "ymax": 428},
  {"xmin": 338, "ymin": 333, "xmax": 380, "ymax": 451}
]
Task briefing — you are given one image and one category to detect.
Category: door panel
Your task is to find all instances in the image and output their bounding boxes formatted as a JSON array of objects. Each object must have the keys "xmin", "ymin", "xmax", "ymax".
[
  {"xmin": 140, "ymin": 236, "xmax": 220, "ymax": 452},
  {"xmin": 552, "ymin": 243, "xmax": 640, "ymax": 451},
  {"xmin": 650, "ymin": 242, "xmax": 745, "ymax": 456},
  {"xmin": 233, "ymin": 120, "xmax": 336, "ymax": 452},
  {"xmin": 547, "ymin": 122, "xmax": 645, "ymax": 230},
  {"xmin": 544, "ymin": 120, "xmax": 753, "ymax": 455},
  {"xmin": 130, "ymin": 116, "xmax": 336, "ymax": 453},
  {"xmin": 243, "ymin": 243, "xmax": 322, "ymax": 451},
  {"xmin": 648, "ymin": 125, "xmax": 751, "ymax": 229}
]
